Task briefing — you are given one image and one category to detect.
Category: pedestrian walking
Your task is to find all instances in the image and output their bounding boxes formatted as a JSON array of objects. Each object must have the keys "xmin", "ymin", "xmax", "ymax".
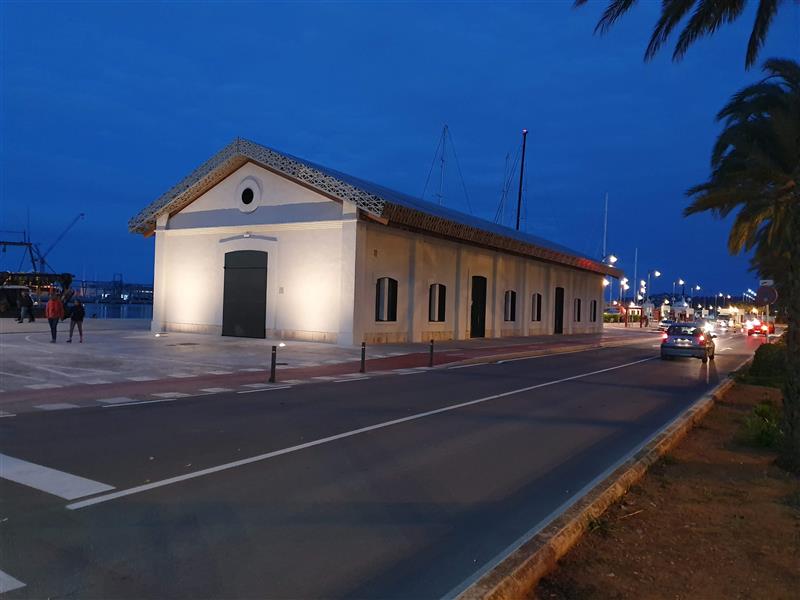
[
  {"xmin": 19, "ymin": 291, "xmax": 35, "ymax": 323},
  {"xmin": 67, "ymin": 299, "xmax": 85, "ymax": 343},
  {"xmin": 45, "ymin": 292, "xmax": 65, "ymax": 343}
]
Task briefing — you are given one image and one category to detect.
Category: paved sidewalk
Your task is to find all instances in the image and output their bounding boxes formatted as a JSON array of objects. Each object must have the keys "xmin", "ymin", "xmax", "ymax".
[{"xmin": 0, "ymin": 325, "xmax": 657, "ymax": 416}]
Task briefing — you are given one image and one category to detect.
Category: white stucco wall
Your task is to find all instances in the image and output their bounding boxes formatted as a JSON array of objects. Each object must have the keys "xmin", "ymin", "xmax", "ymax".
[
  {"xmin": 152, "ymin": 163, "xmax": 350, "ymax": 342},
  {"xmin": 355, "ymin": 223, "xmax": 605, "ymax": 344}
]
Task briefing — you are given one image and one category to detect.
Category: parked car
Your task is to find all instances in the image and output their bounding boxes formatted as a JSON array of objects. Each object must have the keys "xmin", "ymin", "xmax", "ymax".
[
  {"xmin": 660, "ymin": 323, "xmax": 716, "ymax": 363},
  {"xmin": 658, "ymin": 319, "xmax": 675, "ymax": 332}
]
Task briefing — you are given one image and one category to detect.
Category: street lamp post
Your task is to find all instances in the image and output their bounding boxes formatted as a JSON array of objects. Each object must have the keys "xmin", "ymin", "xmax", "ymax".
[
  {"xmin": 603, "ymin": 254, "xmax": 617, "ymax": 304},
  {"xmin": 672, "ymin": 278, "xmax": 684, "ymax": 302},
  {"xmin": 646, "ymin": 269, "xmax": 661, "ymax": 304}
]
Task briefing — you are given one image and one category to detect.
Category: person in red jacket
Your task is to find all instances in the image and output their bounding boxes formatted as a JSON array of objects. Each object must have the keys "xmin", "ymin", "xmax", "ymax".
[{"xmin": 45, "ymin": 292, "xmax": 65, "ymax": 343}]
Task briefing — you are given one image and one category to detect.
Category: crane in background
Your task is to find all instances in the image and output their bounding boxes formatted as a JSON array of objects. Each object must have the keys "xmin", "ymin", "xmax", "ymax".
[{"xmin": 0, "ymin": 212, "xmax": 85, "ymax": 273}]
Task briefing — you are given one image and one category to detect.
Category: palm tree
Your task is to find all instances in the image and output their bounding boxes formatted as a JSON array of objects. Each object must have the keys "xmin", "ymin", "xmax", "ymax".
[
  {"xmin": 574, "ymin": 0, "xmax": 797, "ymax": 68},
  {"xmin": 684, "ymin": 58, "xmax": 800, "ymax": 471}
]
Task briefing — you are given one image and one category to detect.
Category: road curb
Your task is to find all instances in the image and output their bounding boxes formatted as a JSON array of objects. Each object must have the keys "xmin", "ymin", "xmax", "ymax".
[{"xmin": 457, "ymin": 362, "xmax": 749, "ymax": 600}]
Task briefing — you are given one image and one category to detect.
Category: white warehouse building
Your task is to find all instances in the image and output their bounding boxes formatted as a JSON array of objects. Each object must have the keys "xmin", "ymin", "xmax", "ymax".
[{"xmin": 130, "ymin": 138, "xmax": 621, "ymax": 345}]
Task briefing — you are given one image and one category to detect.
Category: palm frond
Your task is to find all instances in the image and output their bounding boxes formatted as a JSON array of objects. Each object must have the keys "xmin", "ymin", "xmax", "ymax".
[
  {"xmin": 673, "ymin": 0, "xmax": 747, "ymax": 62},
  {"xmin": 645, "ymin": 0, "xmax": 696, "ymax": 61},
  {"xmin": 595, "ymin": 0, "xmax": 640, "ymax": 34},
  {"xmin": 746, "ymin": 0, "xmax": 781, "ymax": 68}
]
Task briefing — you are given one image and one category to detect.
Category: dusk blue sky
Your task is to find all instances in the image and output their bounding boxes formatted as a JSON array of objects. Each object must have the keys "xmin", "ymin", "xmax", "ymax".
[{"xmin": 2, "ymin": 2, "xmax": 798, "ymax": 297}]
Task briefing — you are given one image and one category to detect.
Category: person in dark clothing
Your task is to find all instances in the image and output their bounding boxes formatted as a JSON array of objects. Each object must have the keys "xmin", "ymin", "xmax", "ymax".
[
  {"xmin": 67, "ymin": 299, "xmax": 85, "ymax": 343},
  {"xmin": 19, "ymin": 291, "xmax": 35, "ymax": 323}
]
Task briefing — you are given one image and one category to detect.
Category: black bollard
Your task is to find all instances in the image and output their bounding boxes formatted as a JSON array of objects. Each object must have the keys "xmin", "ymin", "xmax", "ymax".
[
  {"xmin": 429, "ymin": 339, "xmax": 434, "ymax": 368},
  {"xmin": 360, "ymin": 342, "xmax": 366, "ymax": 373},
  {"xmin": 269, "ymin": 345, "xmax": 277, "ymax": 383}
]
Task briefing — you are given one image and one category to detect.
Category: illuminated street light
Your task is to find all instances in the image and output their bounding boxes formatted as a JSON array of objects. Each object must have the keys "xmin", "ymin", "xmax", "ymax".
[{"xmin": 602, "ymin": 278, "xmax": 610, "ymax": 287}]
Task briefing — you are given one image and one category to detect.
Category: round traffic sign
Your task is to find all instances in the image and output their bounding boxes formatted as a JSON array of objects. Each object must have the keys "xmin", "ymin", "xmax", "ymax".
[{"xmin": 755, "ymin": 285, "xmax": 778, "ymax": 304}]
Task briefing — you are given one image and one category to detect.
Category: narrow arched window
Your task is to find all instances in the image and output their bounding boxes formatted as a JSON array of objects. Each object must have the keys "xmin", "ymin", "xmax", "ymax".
[
  {"xmin": 531, "ymin": 293, "xmax": 542, "ymax": 322},
  {"xmin": 429, "ymin": 283, "xmax": 446, "ymax": 322},
  {"xmin": 504, "ymin": 290, "xmax": 517, "ymax": 322},
  {"xmin": 375, "ymin": 277, "xmax": 398, "ymax": 322}
]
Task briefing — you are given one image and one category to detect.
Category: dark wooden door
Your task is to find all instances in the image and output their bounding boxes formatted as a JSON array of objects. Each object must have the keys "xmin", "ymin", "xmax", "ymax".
[
  {"xmin": 470, "ymin": 276, "xmax": 487, "ymax": 338},
  {"xmin": 222, "ymin": 250, "xmax": 267, "ymax": 338},
  {"xmin": 554, "ymin": 286, "xmax": 564, "ymax": 334}
]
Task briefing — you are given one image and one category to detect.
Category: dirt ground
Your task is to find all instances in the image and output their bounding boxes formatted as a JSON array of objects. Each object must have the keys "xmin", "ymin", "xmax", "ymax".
[{"xmin": 534, "ymin": 383, "xmax": 800, "ymax": 600}]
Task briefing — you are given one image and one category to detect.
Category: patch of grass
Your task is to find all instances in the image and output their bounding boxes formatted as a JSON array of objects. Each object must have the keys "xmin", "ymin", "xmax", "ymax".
[
  {"xmin": 587, "ymin": 516, "xmax": 612, "ymax": 537},
  {"xmin": 782, "ymin": 490, "xmax": 800, "ymax": 511},
  {"xmin": 739, "ymin": 401, "xmax": 783, "ymax": 448},
  {"xmin": 661, "ymin": 454, "xmax": 680, "ymax": 466}
]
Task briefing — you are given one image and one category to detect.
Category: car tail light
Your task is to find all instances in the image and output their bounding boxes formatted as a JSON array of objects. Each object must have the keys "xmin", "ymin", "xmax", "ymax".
[
  {"xmin": 761, "ymin": 325, "xmax": 768, "ymax": 331},
  {"xmin": 698, "ymin": 334, "xmax": 705, "ymax": 342},
  {"xmin": 661, "ymin": 332, "xmax": 668, "ymax": 341}
]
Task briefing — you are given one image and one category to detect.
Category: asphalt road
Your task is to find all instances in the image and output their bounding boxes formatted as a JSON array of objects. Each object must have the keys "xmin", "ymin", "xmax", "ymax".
[{"xmin": 0, "ymin": 331, "xmax": 761, "ymax": 598}]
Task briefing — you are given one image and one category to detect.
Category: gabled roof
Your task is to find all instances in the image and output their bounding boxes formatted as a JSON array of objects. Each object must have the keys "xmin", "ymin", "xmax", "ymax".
[{"xmin": 129, "ymin": 138, "xmax": 621, "ymax": 277}]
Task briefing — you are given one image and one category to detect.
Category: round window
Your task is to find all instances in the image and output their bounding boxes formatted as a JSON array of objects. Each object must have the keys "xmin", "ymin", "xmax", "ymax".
[{"xmin": 235, "ymin": 176, "xmax": 261, "ymax": 213}]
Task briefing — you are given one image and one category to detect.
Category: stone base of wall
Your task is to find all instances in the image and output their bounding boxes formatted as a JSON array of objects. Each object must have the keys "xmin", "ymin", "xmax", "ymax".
[
  {"xmin": 363, "ymin": 331, "xmax": 409, "ymax": 344},
  {"xmin": 419, "ymin": 330, "xmax": 455, "ymax": 342},
  {"xmin": 269, "ymin": 329, "xmax": 338, "ymax": 343},
  {"xmin": 166, "ymin": 322, "xmax": 223, "ymax": 335}
]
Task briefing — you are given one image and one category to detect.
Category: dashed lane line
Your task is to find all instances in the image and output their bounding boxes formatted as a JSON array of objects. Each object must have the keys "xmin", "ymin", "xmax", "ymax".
[
  {"xmin": 199, "ymin": 388, "xmax": 234, "ymax": 393},
  {"xmin": 0, "ymin": 452, "xmax": 115, "ymax": 500},
  {"xmin": 237, "ymin": 385, "xmax": 293, "ymax": 394},
  {"xmin": 34, "ymin": 403, "xmax": 80, "ymax": 411},
  {"xmin": 0, "ymin": 569, "xmax": 25, "ymax": 593},
  {"xmin": 127, "ymin": 375, "xmax": 158, "ymax": 382},
  {"xmin": 151, "ymin": 392, "xmax": 191, "ymax": 399},
  {"xmin": 25, "ymin": 383, "xmax": 62, "ymax": 390},
  {"xmin": 67, "ymin": 356, "xmax": 656, "ymax": 510},
  {"xmin": 97, "ymin": 397, "xmax": 137, "ymax": 404}
]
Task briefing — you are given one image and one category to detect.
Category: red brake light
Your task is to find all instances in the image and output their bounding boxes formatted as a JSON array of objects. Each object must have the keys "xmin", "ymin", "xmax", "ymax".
[
  {"xmin": 698, "ymin": 334, "xmax": 705, "ymax": 342},
  {"xmin": 761, "ymin": 325, "xmax": 768, "ymax": 331},
  {"xmin": 661, "ymin": 332, "xmax": 668, "ymax": 341}
]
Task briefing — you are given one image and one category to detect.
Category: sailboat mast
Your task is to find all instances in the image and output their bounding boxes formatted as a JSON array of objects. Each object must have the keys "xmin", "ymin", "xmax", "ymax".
[{"xmin": 515, "ymin": 128, "xmax": 528, "ymax": 231}]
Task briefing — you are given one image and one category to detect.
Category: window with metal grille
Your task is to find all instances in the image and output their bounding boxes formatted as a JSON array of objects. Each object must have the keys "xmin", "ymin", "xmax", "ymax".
[
  {"xmin": 375, "ymin": 277, "xmax": 398, "ymax": 322},
  {"xmin": 428, "ymin": 283, "xmax": 446, "ymax": 322},
  {"xmin": 504, "ymin": 290, "xmax": 517, "ymax": 322},
  {"xmin": 574, "ymin": 298, "xmax": 582, "ymax": 322},
  {"xmin": 531, "ymin": 292, "xmax": 542, "ymax": 322}
]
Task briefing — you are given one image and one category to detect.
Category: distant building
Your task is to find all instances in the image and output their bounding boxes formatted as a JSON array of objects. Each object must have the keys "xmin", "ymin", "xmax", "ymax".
[{"xmin": 129, "ymin": 139, "xmax": 621, "ymax": 344}]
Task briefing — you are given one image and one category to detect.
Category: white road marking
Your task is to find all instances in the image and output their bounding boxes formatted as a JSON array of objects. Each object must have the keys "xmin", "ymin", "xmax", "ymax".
[
  {"xmin": 206, "ymin": 370, "xmax": 233, "ymax": 375},
  {"xmin": 168, "ymin": 373, "xmax": 194, "ymax": 378},
  {"xmin": 151, "ymin": 392, "xmax": 190, "ymax": 398},
  {"xmin": 127, "ymin": 375, "xmax": 158, "ymax": 382},
  {"xmin": 282, "ymin": 379, "xmax": 305, "ymax": 384},
  {"xmin": 104, "ymin": 398, "xmax": 179, "ymax": 408},
  {"xmin": 199, "ymin": 387, "xmax": 233, "ymax": 393},
  {"xmin": 334, "ymin": 377, "xmax": 370, "ymax": 383},
  {"xmin": 239, "ymin": 368, "xmax": 264, "ymax": 372},
  {"xmin": 67, "ymin": 356, "xmax": 656, "ymax": 510},
  {"xmin": 97, "ymin": 397, "xmax": 137, "ymax": 404},
  {"xmin": 237, "ymin": 385, "xmax": 293, "ymax": 394},
  {"xmin": 0, "ymin": 569, "xmax": 25, "ymax": 593},
  {"xmin": 35, "ymin": 403, "xmax": 79, "ymax": 411},
  {"xmin": 0, "ymin": 411, "xmax": 16, "ymax": 418},
  {"xmin": 0, "ymin": 370, "xmax": 40, "ymax": 381},
  {"xmin": 84, "ymin": 379, "xmax": 111, "ymax": 385},
  {"xmin": 311, "ymin": 376, "xmax": 337, "ymax": 381},
  {"xmin": 241, "ymin": 383, "xmax": 271, "ymax": 388},
  {"xmin": 448, "ymin": 363, "xmax": 480, "ymax": 370},
  {"xmin": 25, "ymin": 383, "xmax": 62, "ymax": 390},
  {"xmin": 0, "ymin": 453, "xmax": 114, "ymax": 500}
]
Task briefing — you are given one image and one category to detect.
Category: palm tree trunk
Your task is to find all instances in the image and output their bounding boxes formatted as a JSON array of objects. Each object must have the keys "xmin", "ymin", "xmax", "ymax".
[{"xmin": 779, "ymin": 207, "xmax": 800, "ymax": 473}]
